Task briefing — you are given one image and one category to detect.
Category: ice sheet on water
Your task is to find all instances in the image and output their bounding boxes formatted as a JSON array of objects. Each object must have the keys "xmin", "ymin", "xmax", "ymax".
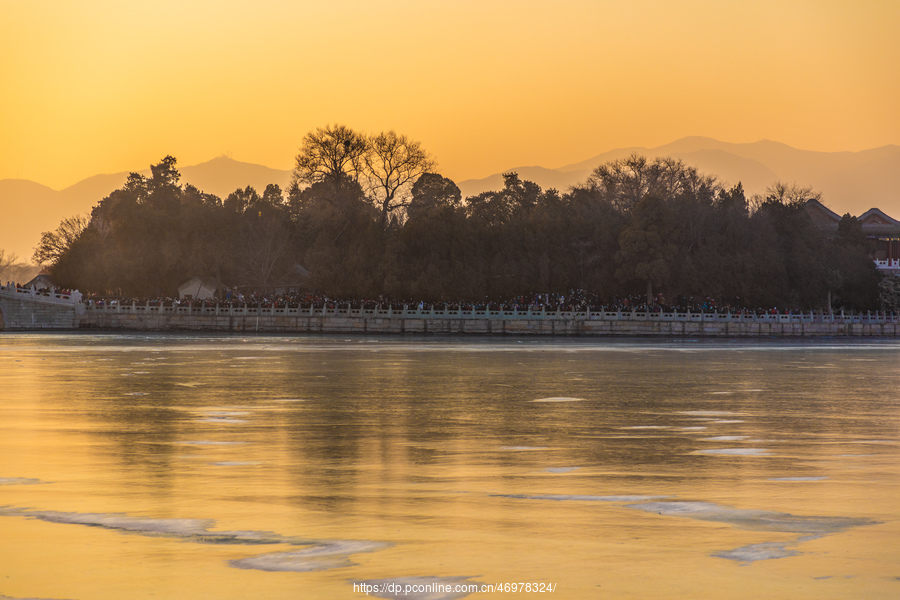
[
  {"xmin": 530, "ymin": 397, "xmax": 585, "ymax": 403},
  {"xmin": 0, "ymin": 477, "xmax": 44, "ymax": 485},
  {"xmin": 627, "ymin": 501, "xmax": 877, "ymax": 534},
  {"xmin": 230, "ymin": 540, "xmax": 388, "ymax": 572},
  {"xmin": 768, "ymin": 477, "xmax": 827, "ymax": 482},
  {"xmin": 194, "ymin": 411, "xmax": 249, "ymax": 424},
  {"xmin": 0, "ymin": 507, "xmax": 302, "ymax": 545},
  {"xmin": 353, "ymin": 576, "xmax": 479, "ymax": 600},
  {"xmin": 695, "ymin": 448, "xmax": 771, "ymax": 456},
  {"xmin": 173, "ymin": 441, "xmax": 246, "ymax": 446},
  {"xmin": 628, "ymin": 499, "xmax": 878, "ymax": 563},
  {"xmin": 497, "ymin": 494, "xmax": 669, "ymax": 502},
  {"xmin": 0, "ymin": 594, "xmax": 76, "ymax": 600},
  {"xmin": 713, "ymin": 542, "xmax": 801, "ymax": 564},
  {"xmin": 701, "ymin": 436, "xmax": 749, "ymax": 441},
  {"xmin": 544, "ymin": 467, "xmax": 579, "ymax": 473},
  {"xmin": 210, "ymin": 461, "xmax": 263, "ymax": 467}
]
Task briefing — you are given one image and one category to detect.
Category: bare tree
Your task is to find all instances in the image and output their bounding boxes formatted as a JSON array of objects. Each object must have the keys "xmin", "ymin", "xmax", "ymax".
[
  {"xmin": 32, "ymin": 215, "xmax": 89, "ymax": 266},
  {"xmin": 586, "ymin": 154, "xmax": 717, "ymax": 213},
  {"xmin": 292, "ymin": 124, "xmax": 368, "ymax": 188},
  {"xmin": 0, "ymin": 249, "xmax": 17, "ymax": 279},
  {"xmin": 751, "ymin": 181, "xmax": 822, "ymax": 210},
  {"xmin": 0, "ymin": 250, "xmax": 39, "ymax": 284},
  {"xmin": 363, "ymin": 130, "xmax": 436, "ymax": 226}
]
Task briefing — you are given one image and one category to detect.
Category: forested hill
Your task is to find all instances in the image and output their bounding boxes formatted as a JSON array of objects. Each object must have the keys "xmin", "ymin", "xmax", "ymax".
[
  {"xmin": 34, "ymin": 138, "xmax": 880, "ymax": 312},
  {"xmin": 3, "ymin": 136, "xmax": 899, "ymax": 264}
]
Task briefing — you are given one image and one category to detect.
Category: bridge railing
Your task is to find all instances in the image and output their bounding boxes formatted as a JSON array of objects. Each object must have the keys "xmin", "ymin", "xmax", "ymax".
[
  {"xmin": 0, "ymin": 283, "xmax": 83, "ymax": 305},
  {"xmin": 79, "ymin": 300, "xmax": 900, "ymax": 325}
]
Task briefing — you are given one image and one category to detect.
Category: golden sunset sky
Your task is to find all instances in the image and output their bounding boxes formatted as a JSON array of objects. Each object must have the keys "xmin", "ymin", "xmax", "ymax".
[{"xmin": 1, "ymin": 0, "xmax": 898, "ymax": 189}]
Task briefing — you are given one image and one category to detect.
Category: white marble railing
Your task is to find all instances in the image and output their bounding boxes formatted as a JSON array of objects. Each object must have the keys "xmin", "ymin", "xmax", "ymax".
[
  {"xmin": 80, "ymin": 301, "xmax": 900, "ymax": 325},
  {"xmin": 0, "ymin": 283, "xmax": 83, "ymax": 305},
  {"xmin": 874, "ymin": 259, "xmax": 900, "ymax": 271}
]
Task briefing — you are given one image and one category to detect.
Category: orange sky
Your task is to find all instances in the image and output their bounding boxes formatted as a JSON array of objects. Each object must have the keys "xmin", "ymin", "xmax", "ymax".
[{"xmin": 1, "ymin": 0, "xmax": 898, "ymax": 189}]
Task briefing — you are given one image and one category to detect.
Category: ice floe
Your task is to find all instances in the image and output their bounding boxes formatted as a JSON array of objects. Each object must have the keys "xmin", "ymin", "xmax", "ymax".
[
  {"xmin": 503, "ymin": 495, "xmax": 881, "ymax": 564},
  {"xmin": 231, "ymin": 540, "xmax": 388, "ymax": 572},
  {"xmin": 496, "ymin": 494, "xmax": 669, "ymax": 502},
  {"xmin": 173, "ymin": 441, "xmax": 246, "ymax": 446},
  {"xmin": 713, "ymin": 542, "xmax": 800, "ymax": 563},
  {"xmin": 530, "ymin": 397, "xmax": 585, "ymax": 403},
  {"xmin": 0, "ymin": 477, "xmax": 44, "ymax": 485},
  {"xmin": 0, "ymin": 594, "xmax": 75, "ymax": 600},
  {"xmin": 0, "ymin": 507, "xmax": 297, "ymax": 545},
  {"xmin": 695, "ymin": 448, "xmax": 771, "ymax": 456},
  {"xmin": 768, "ymin": 477, "xmax": 827, "ymax": 482},
  {"xmin": 628, "ymin": 500, "xmax": 865, "ymax": 531},
  {"xmin": 0, "ymin": 507, "xmax": 392, "ymax": 574}
]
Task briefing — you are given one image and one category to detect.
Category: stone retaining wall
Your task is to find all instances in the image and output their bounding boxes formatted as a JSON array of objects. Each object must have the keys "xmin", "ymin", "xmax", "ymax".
[
  {"xmin": 0, "ymin": 295, "xmax": 79, "ymax": 330},
  {"xmin": 76, "ymin": 310, "xmax": 899, "ymax": 337}
]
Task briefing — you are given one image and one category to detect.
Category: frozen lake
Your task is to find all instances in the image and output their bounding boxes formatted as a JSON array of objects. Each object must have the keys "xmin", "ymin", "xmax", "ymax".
[{"xmin": 1, "ymin": 333, "xmax": 898, "ymax": 599}]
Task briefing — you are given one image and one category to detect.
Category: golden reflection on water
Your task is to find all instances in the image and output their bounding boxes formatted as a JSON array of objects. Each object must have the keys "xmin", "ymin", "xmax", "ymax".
[{"xmin": 1, "ymin": 334, "xmax": 899, "ymax": 599}]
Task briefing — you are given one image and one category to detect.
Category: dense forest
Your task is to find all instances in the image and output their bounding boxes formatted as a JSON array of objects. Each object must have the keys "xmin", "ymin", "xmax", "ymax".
[{"xmin": 34, "ymin": 125, "xmax": 880, "ymax": 310}]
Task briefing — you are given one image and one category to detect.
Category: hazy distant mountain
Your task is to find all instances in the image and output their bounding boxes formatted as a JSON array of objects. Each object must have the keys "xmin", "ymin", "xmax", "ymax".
[
  {"xmin": 458, "ymin": 136, "xmax": 900, "ymax": 219},
  {"xmin": 2, "ymin": 140, "xmax": 899, "ymax": 264},
  {"xmin": 0, "ymin": 179, "xmax": 75, "ymax": 265},
  {"xmin": 180, "ymin": 157, "xmax": 292, "ymax": 199}
]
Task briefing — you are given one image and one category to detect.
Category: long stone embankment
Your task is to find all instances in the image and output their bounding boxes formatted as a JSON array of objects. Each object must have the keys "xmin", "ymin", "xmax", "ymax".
[
  {"xmin": 2, "ymin": 284, "xmax": 898, "ymax": 336},
  {"xmin": 75, "ymin": 302, "xmax": 900, "ymax": 337}
]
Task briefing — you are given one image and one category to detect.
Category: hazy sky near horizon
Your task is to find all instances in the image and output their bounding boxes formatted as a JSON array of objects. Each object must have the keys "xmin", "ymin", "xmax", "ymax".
[{"xmin": 2, "ymin": 0, "xmax": 898, "ymax": 189}]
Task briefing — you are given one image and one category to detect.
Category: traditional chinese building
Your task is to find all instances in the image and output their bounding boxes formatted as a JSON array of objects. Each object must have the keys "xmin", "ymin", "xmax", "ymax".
[{"xmin": 805, "ymin": 200, "xmax": 900, "ymax": 273}]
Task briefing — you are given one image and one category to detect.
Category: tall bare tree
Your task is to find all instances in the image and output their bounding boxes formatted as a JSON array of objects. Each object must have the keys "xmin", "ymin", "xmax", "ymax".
[
  {"xmin": 364, "ymin": 130, "xmax": 436, "ymax": 226},
  {"xmin": 292, "ymin": 124, "xmax": 368, "ymax": 188},
  {"xmin": 586, "ymin": 154, "xmax": 717, "ymax": 213},
  {"xmin": 0, "ymin": 249, "xmax": 16, "ymax": 275},
  {"xmin": 33, "ymin": 215, "xmax": 89, "ymax": 266}
]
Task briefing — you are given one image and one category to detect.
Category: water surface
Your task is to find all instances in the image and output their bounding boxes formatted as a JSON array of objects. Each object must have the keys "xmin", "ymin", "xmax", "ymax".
[{"xmin": 1, "ymin": 334, "xmax": 898, "ymax": 599}]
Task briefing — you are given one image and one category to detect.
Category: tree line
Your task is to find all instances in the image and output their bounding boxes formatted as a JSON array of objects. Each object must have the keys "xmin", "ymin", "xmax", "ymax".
[{"xmin": 34, "ymin": 124, "xmax": 880, "ymax": 310}]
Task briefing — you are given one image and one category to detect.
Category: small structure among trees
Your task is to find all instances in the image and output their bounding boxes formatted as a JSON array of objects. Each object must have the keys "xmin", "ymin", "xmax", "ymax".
[{"xmin": 178, "ymin": 277, "xmax": 220, "ymax": 301}]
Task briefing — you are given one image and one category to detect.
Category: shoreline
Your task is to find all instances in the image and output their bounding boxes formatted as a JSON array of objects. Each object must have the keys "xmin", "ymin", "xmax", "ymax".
[{"xmin": 3, "ymin": 285, "xmax": 898, "ymax": 337}]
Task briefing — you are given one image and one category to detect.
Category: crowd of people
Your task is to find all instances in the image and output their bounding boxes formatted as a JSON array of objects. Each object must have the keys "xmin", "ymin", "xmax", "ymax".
[{"xmin": 80, "ymin": 288, "xmax": 842, "ymax": 317}]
